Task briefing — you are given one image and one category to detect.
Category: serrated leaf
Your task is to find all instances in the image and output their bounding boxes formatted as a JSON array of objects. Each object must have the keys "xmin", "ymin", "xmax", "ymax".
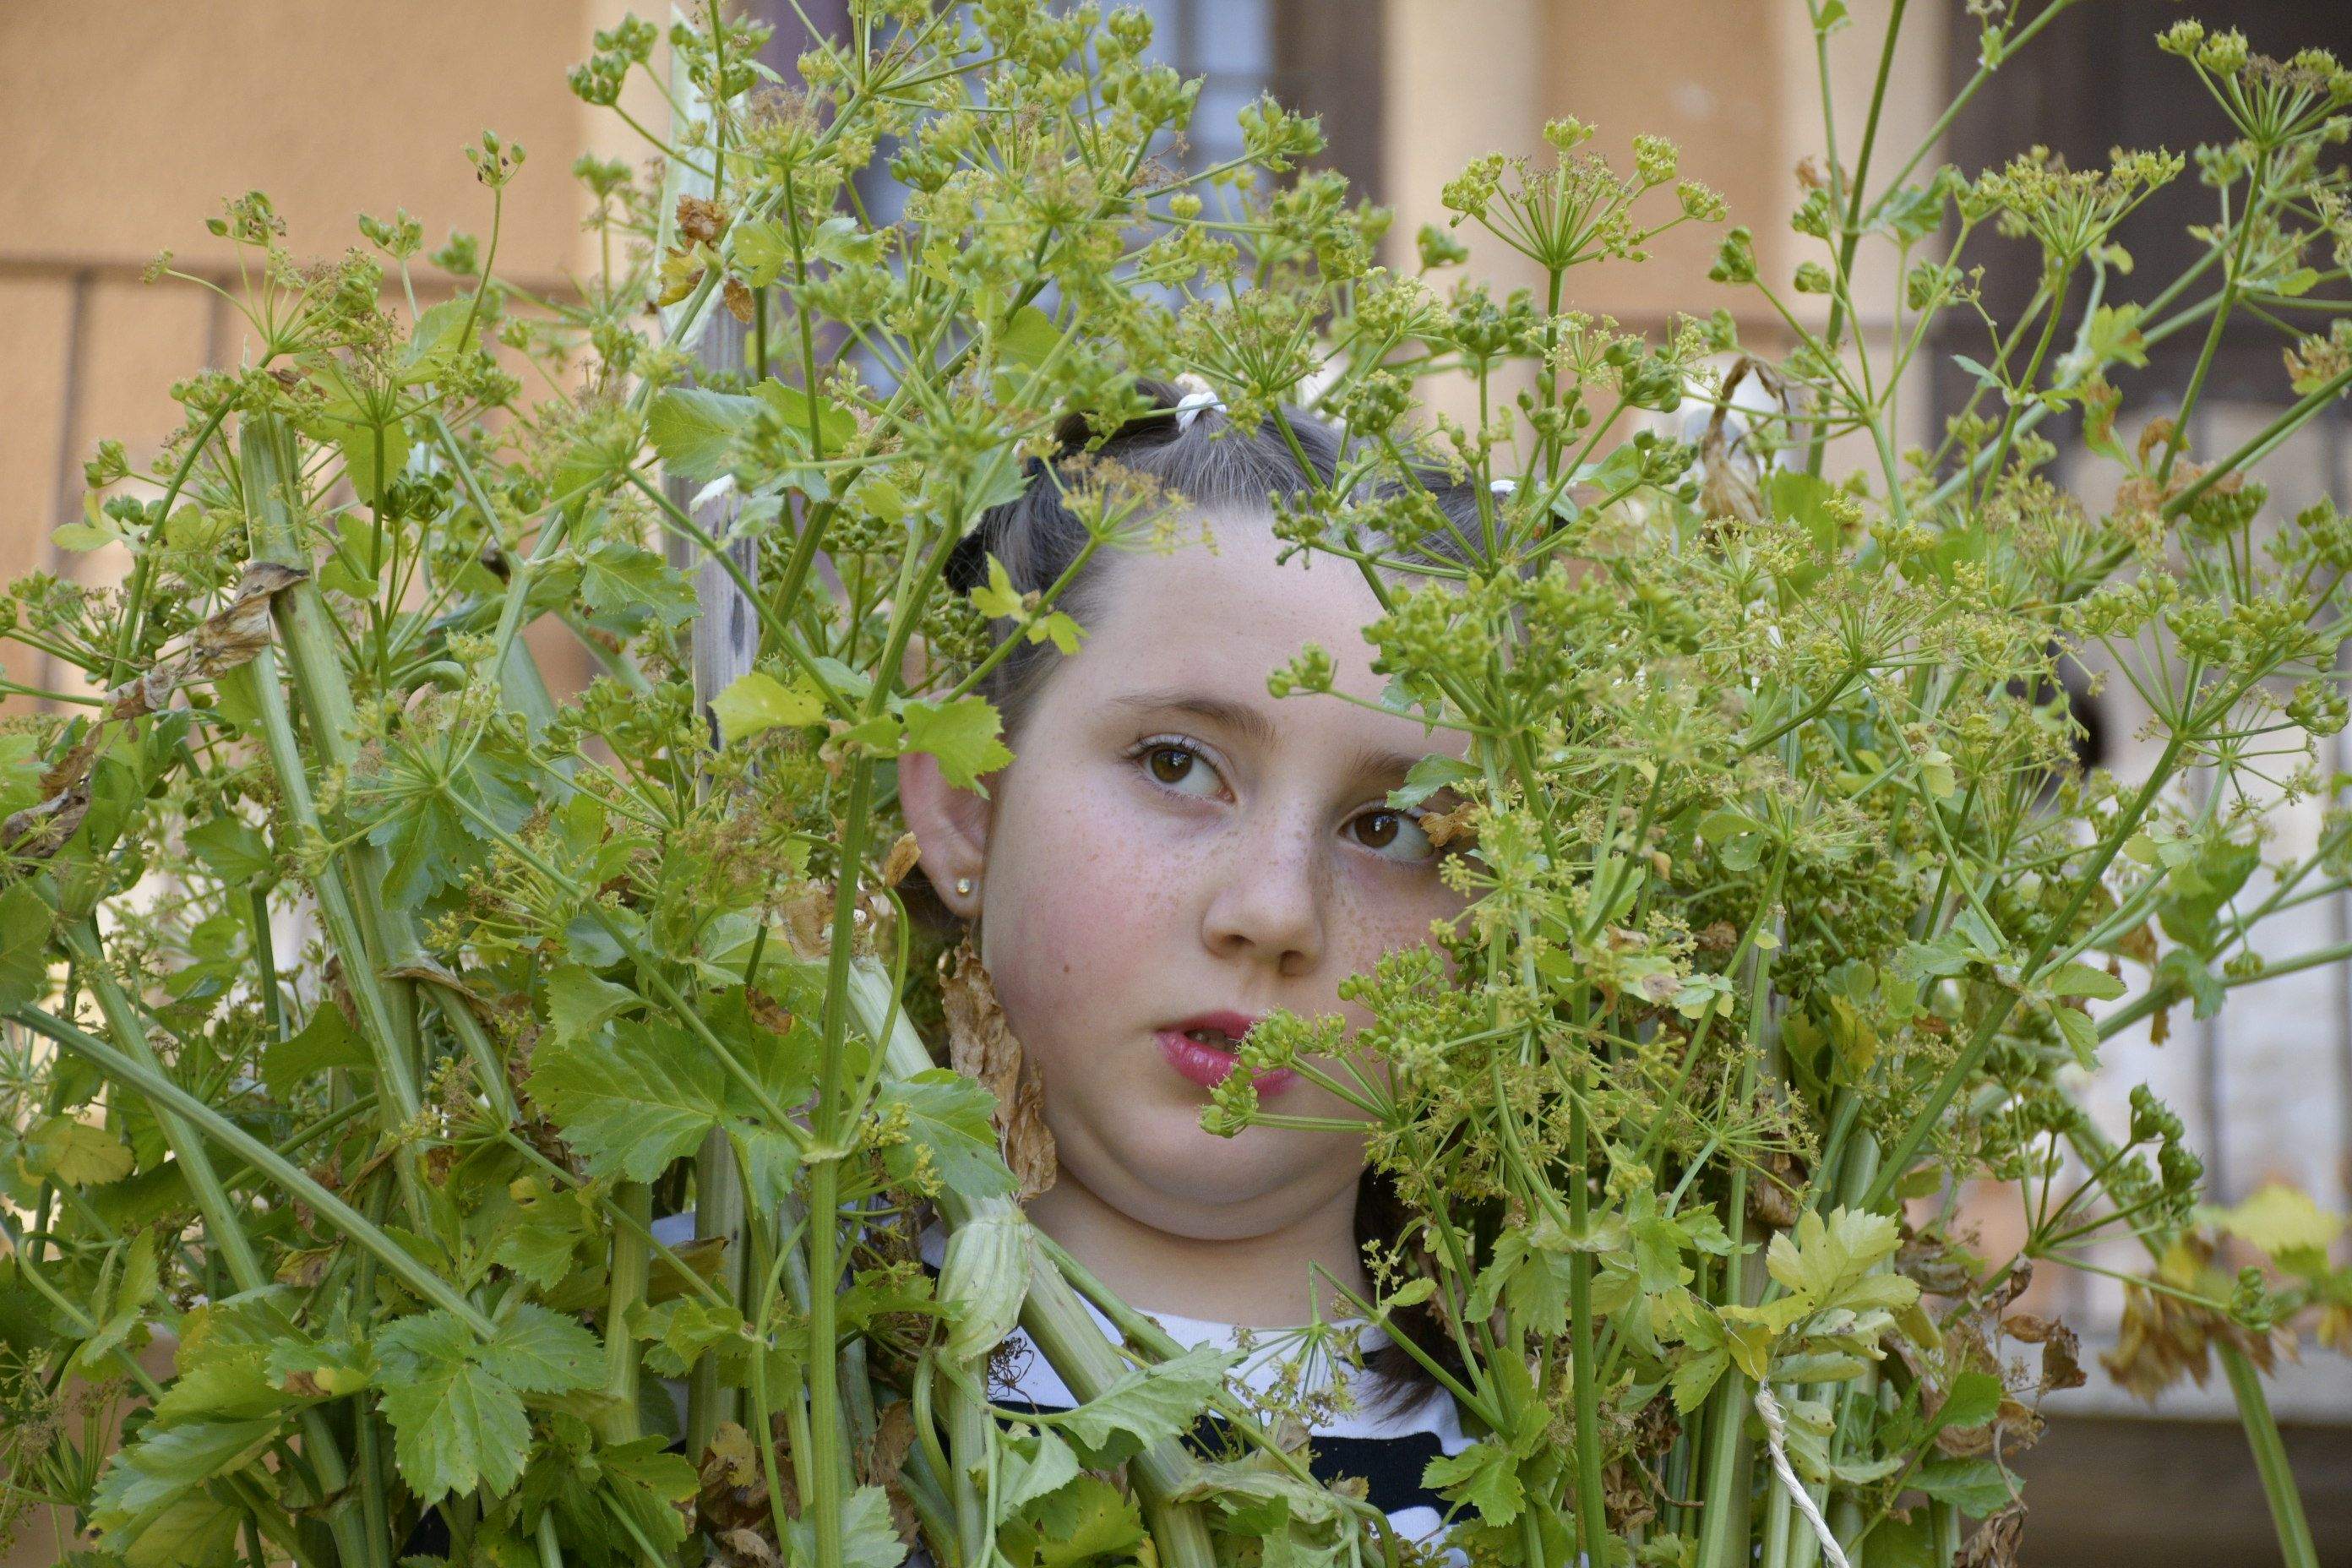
[
  {"xmin": 25, "ymin": 1115, "xmax": 133, "ymax": 1185},
  {"xmin": 809, "ymin": 215, "xmax": 884, "ymax": 267},
  {"xmin": 543, "ymin": 965, "xmax": 639, "ymax": 1045},
  {"xmin": 482, "ymin": 1304, "xmax": 604, "ymax": 1394},
  {"xmin": 527, "ymin": 1016, "xmax": 728, "ymax": 1183},
  {"xmin": 711, "ymin": 670, "xmax": 825, "ymax": 744},
  {"xmin": 1423, "ymin": 1440, "xmax": 1523, "ymax": 1526},
  {"xmin": 969, "ymin": 553, "xmax": 1026, "ymax": 620},
  {"xmin": 732, "ymin": 218, "xmax": 793, "ymax": 286},
  {"xmin": 1911, "ymin": 1455, "xmax": 2017, "ymax": 1515},
  {"xmin": 2044, "ymin": 961, "xmax": 2125, "ymax": 1000},
  {"xmin": 782, "ymin": 1484, "xmax": 907, "ymax": 1568},
  {"xmin": 2053, "ymin": 1004, "xmax": 2099, "ymax": 1070},
  {"xmin": 873, "ymin": 1070, "xmax": 1017, "ymax": 1200},
  {"xmin": 1931, "ymin": 1370, "xmax": 2003, "ymax": 1435},
  {"xmin": 1764, "ymin": 1206, "xmax": 1918, "ymax": 1318},
  {"xmin": 122, "ymin": 1490, "xmax": 242, "ymax": 1568},
  {"xmin": 901, "ymin": 694, "xmax": 1013, "ymax": 795},
  {"xmin": 151, "ymin": 1347, "xmax": 289, "ymax": 1424},
  {"xmin": 999, "ymin": 1427, "xmax": 1082, "ymax": 1512},
  {"xmin": 2209, "ymin": 1183, "xmax": 2345, "ymax": 1258},
  {"xmin": 376, "ymin": 1310, "xmax": 532, "ymax": 1505},
  {"xmin": 262, "ymin": 1002, "xmax": 372, "ymax": 1099},
  {"xmin": 0, "ymin": 882, "xmax": 55, "ymax": 1010},
  {"xmin": 184, "ymin": 814, "xmax": 274, "ymax": 884},
  {"xmin": 1053, "ymin": 1344, "xmax": 1237, "ymax": 1467},
  {"xmin": 648, "ymin": 386, "xmax": 756, "ymax": 482},
  {"xmin": 90, "ymin": 1418, "xmax": 277, "ymax": 1534}
]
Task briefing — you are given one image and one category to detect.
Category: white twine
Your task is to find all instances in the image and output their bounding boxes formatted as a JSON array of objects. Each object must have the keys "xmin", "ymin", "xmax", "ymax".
[
  {"xmin": 1754, "ymin": 1386, "xmax": 1853, "ymax": 1568},
  {"xmin": 1173, "ymin": 371, "xmax": 1223, "ymax": 431}
]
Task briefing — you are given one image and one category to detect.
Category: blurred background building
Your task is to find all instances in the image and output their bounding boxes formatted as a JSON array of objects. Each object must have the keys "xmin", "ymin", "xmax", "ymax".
[{"xmin": 2, "ymin": 1, "xmax": 2348, "ymax": 1563}]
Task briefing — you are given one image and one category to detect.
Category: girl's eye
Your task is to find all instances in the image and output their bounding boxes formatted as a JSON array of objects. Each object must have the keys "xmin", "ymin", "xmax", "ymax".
[
  {"xmin": 1134, "ymin": 738, "xmax": 1225, "ymax": 799},
  {"xmin": 1129, "ymin": 737, "xmax": 1442, "ymax": 866},
  {"xmin": 1351, "ymin": 805, "xmax": 1439, "ymax": 864}
]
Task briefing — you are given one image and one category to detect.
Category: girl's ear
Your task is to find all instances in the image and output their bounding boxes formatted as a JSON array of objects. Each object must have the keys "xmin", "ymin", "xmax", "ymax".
[{"xmin": 895, "ymin": 748, "xmax": 996, "ymax": 920}]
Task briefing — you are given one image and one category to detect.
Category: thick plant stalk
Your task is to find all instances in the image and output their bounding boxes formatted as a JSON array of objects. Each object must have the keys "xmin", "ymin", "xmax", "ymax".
[
  {"xmin": 9, "ymin": 1003, "xmax": 498, "ymax": 1337},
  {"xmin": 2222, "ymin": 1346, "xmax": 2321, "ymax": 1568},
  {"xmin": 842, "ymin": 959, "xmax": 1218, "ymax": 1568},
  {"xmin": 52, "ymin": 928, "xmax": 383, "ymax": 1568}
]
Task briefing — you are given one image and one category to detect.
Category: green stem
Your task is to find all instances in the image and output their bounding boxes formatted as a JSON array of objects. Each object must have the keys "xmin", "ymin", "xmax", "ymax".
[
  {"xmin": 7, "ymin": 1002, "xmax": 497, "ymax": 1337},
  {"xmin": 2222, "ymin": 1343, "xmax": 2321, "ymax": 1568}
]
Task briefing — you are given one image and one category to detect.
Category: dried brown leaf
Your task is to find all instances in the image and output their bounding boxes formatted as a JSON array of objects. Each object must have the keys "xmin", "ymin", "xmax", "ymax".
[
  {"xmin": 941, "ymin": 935, "xmax": 1057, "ymax": 1200},
  {"xmin": 880, "ymin": 830, "xmax": 922, "ymax": 889}
]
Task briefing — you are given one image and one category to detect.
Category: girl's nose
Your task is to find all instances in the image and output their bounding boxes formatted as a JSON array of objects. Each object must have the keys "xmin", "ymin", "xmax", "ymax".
[{"xmin": 1199, "ymin": 803, "xmax": 1327, "ymax": 976}]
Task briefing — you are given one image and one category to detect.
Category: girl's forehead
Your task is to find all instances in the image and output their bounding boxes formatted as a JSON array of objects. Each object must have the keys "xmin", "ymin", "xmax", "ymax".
[
  {"xmin": 1092, "ymin": 511, "xmax": 1390, "ymax": 649},
  {"xmin": 1067, "ymin": 520, "xmax": 1467, "ymax": 763}
]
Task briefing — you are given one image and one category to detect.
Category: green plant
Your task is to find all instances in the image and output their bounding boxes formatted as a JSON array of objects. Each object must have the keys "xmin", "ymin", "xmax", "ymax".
[{"xmin": 3, "ymin": 3, "xmax": 2350, "ymax": 1567}]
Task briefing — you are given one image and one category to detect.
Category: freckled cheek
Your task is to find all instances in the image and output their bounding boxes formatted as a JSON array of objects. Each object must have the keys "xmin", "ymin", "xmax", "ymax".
[{"xmin": 988, "ymin": 791, "xmax": 1183, "ymax": 1065}]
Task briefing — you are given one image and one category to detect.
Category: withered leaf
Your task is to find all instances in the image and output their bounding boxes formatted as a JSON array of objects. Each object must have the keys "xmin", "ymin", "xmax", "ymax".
[
  {"xmin": 940, "ymin": 935, "xmax": 1056, "ymax": 1200},
  {"xmin": 879, "ymin": 830, "xmax": 922, "ymax": 889},
  {"xmin": 1958, "ymin": 1505, "xmax": 2026, "ymax": 1568}
]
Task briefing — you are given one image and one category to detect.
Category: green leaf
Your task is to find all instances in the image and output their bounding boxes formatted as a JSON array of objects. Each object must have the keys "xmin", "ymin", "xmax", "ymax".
[
  {"xmin": 576, "ymin": 540, "xmax": 697, "ymax": 634},
  {"xmin": 313, "ymin": 395, "xmax": 411, "ymax": 506},
  {"xmin": 999, "ymin": 1427, "xmax": 1082, "ymax": 1511},
  {"xmin": 710, "ymin": 670, "xmax": 825, "ymax": 744},
  {"xmin": 648, "ymin": 386, "xmax": 756, "ymax": 482},
  {"xmin": 184, "ymin": 814, "xmax": 275, "ymax": 884},
  {"xmin": 782, "ymin": 1484, "xmax": 907, "ymax": 1568},
  {"xmin": 1930, "ymin": 1370, "xmax": 2003, "ymax": 1435},
  {"xmin": 2208, "ymin": 1182, "xmax": 2345, "ymax": 1258},
  {"xmin": 528, "ymin": 1017, "xmax": 727, "ymax": 1183},
  {"xmin": 262, "ymin": 1003, "xmax": 372, "ymax": 1099},
  {"xmin": 0, "ymin": 882, "xmax": 56, "ymax": 1010},
  {"xmin": 1764, "ymin": 1206, "xmax": 1919, "ymax": 1317},
  {"xmin": 544, "ymin": 965, "xmax": 640, "ymax": 1044},
  {"xmin": 1911, "ymin": 1455, "xmax": 2017, "ymax": 1516},
  {"xmin": 1669, "ymin": 1347, "xmax": 1729, "ymax": 1415},
  {"xmin": 998, "ymin": 1473, "xmax": 1144, "ymax": 1568},
  {"xmin": 751, "ymin": 377, "xmax": 859, "ymax": 454},
  {"xmin": 481, "ymin": 1304, "xmax": 604, "ymax": 1393},
  {"xmin": 969, "ymin": 553, "xmax": 1026, "ymax": 620},
  {"xmin": 90, "ymin": 1418, "xmax": 278, "ymax": 1534},
  {"xmin": 376, "ymin": 1309, "xmax": 535, "ymax": 1505},
  {"xmin": 732, "ymin": 218, "xmax": 793, "ymax": 287},
  {"xmin": 1423, "ymin": 1440, "xmax": 1523, "ymax": 1527},
  {"xmin": 74, "ymin": 1233, "xmax": 161, "ymax": 1377},
  {"xmin": 2052, "ymin": 1004, "xmax": 2099, "ymax": 1070},
  {"xmin": 123, "ymin": 1490, "xmax": 243, "ymax": 1568},
  {"xmin": 2044, "ymin": 961, "xmax": 2126, "ymax": 1000},
  {"xmin": 873, "ymin": 1070, "xmax": 1018, "ymax": 1200},
  {"xmin": 152, "ymin": 1348, "xmax": 290, "ymax": 1424},
  {"xmin": 1053, "ymin": 1344, "xmax": 1238, "ymax": 1467},
  {"xmin": 809, "ymin": 215, "xmax": 884, "ymax": 268},
  {"xmin": 24, "ymin": 1115, "xmax": 133, "ymax": 1185},
  {"xmin": 900, "ymin": 694, "xmax": 1014, "ymax": 794},
  {"xmin": 997, "ymin": 306, "xmax": 1060, "ymax": 370}
]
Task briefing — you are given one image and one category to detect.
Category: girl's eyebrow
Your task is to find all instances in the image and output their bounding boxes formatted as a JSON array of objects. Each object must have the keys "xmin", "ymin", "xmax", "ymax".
[{"xmin": 1108, "ymin": 688, "xmax": 1429, "ymax": 781}]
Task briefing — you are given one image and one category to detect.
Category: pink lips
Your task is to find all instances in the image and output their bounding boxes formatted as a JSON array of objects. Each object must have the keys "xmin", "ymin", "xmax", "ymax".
[{"xmin": 1154, "ymin": 1021, "xmax": 1298, "ymax": 1095}]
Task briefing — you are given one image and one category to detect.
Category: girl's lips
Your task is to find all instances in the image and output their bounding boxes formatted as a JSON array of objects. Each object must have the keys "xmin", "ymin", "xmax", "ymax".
[{"xmin": 1153, "ymin": 1029, "xmax": 1298, "ymax": 1095}]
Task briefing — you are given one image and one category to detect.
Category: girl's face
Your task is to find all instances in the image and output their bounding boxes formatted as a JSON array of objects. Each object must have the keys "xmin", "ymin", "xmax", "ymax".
[{"xmin": 901, "ymin": 513, "xmax": 1475, "ymax": 1245}]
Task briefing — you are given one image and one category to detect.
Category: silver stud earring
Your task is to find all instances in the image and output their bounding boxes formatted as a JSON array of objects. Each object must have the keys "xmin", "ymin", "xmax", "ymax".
[{"xmin": 955, "ymin": 876, "xmax": 975, "ymax": 896}]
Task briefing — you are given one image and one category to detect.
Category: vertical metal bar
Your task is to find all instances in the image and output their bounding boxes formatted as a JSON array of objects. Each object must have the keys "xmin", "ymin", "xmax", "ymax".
[
  {"xmin": 2332, "ymin": 405, "xmax": 2352, "ymax": 1216},
  {"xmin": 40, "ymin": 270, "xmax": 94, "ymax": 706}
]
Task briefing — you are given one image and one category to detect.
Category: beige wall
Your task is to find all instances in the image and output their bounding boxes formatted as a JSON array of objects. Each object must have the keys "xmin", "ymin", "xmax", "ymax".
[
  {"xmin": 1381, "ymin": 0, "xmax": 1944, "ymax": 460},
  {"xmin": 0, "ymin": 0, "xmax": 659, "ymax": 713}
]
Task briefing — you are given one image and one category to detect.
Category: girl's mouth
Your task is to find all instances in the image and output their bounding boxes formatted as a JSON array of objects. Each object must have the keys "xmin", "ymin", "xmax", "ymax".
[{"xmin": 1153, "ymin": 1028, "xmax": 1298, "ymax": 1095}]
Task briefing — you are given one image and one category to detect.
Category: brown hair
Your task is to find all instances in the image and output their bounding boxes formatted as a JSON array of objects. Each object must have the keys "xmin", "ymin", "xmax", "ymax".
[{"xmin": 901, "ymin": 376, "xmax": 1497, "ymax": 1413}]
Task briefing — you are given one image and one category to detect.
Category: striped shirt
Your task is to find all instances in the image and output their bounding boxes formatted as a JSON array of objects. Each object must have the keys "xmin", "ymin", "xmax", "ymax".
[{"xmin": 645, "ymin": 1211, "xmax": 1473, "ymax": 1559}]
